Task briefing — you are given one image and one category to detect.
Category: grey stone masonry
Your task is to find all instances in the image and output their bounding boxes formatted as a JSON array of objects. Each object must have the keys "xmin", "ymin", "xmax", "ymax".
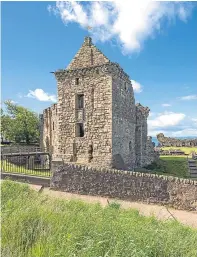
[
  {"xmin": 40, "ymin": 36, "xmax": 158, "ymax": 169},
  {"xmin": 51, "ymin": 162, "xmax": 197, "ymax": 211}
]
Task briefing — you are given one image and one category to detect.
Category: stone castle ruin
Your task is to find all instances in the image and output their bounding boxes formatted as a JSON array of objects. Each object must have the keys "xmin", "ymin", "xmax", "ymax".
[
  {"xmin": 157, "ymin": 133, "xmax": 197, "ymax": 147},
  {"xmin": 40, "ymin": 36, "xmax": 158, "ymax": 170}
]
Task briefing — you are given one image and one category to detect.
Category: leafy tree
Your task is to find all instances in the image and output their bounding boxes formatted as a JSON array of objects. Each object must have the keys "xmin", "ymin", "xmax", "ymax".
[{"xmin": 1, "ymin": 100, "xmax": 40, "ymax": 144}]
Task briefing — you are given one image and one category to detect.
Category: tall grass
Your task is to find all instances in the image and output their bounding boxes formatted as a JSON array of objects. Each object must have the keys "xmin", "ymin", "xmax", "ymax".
[
  {"xmin": 2, "ymin": 180, "xmax": 197, "ymax": 257},
  {"xmin": 145, "ymin": 156, "xmax": 189, "ymax": 178}
]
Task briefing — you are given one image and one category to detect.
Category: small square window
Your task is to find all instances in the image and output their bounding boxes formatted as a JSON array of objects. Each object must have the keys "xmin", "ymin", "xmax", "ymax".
[
  {"xmin": 75, "ymin": 78, "xmax": 79, "ymax": 85},
  {"xmin": 76, "ymin": 123, "xmax": 84, "ymax": 137}
]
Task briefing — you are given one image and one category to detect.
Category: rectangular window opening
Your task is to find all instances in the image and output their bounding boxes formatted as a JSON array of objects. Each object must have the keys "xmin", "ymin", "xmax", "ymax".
[
  {"xmin": 75, "ymin": 78, "xmax": 79, "ymax": 85},
  {"xmin": 77, "ymin": 94, "xmax": 84, "ymax": 109},
  {"xmin": 76, "ymin": 123, "xmax": 84, "ymax": 137}
]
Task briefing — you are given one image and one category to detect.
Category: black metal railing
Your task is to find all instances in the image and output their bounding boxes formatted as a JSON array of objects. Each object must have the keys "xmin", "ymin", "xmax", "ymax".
[{"xmin": 0, "ymin": 152, "xmax": 51, "ymax": 177}]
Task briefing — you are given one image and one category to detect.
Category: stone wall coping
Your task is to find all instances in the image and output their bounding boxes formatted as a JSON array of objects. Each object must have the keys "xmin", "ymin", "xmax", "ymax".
[{"xmin": 53, "ymin": 161, "xmax": 197, "ymax": 185}]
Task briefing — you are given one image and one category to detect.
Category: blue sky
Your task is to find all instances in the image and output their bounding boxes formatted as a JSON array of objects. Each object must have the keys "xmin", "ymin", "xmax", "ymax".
[{"xmin": 2, "ymin": 1, "xmax": 197, "ymax": 137}]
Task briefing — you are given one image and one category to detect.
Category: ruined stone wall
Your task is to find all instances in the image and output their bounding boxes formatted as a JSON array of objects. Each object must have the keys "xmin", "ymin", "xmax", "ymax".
[
  {"xmin": 39, "ymin": 114, "xmax": 44, "ymax": 150},
  {"xmin": 51, "ymin": 162, "xmax": 197, "ymax": 211},
  {"xmin": 112, "ymin": 74, "xmax": 136, "ymax": 170},
  {"xmin": 55, "ymin": 67, "xmax": 113, "ymax": 167},
  {"xmin": 145, "ymin": 136, "xmax": 159, "ymax": 165},
  {"xmin": 135, "ymin": 105, "xmax": 148, "ymax": 167},
  {"xmin": 157, "ymin": 133, "xmax": 197, "ymax": 147},
  {"xmin": 42, "ymin": 104, "xmax": 57, "ymax": 155}
]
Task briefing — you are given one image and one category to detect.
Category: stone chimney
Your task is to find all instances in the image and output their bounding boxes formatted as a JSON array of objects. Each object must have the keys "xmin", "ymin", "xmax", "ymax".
[{"xmin": 84, "ymin": 36, "xmax": 92, "ymax": 46}]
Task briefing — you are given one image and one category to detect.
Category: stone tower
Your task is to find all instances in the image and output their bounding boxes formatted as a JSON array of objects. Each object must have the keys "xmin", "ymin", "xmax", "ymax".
[{"xmin": 41, "ymin": 36, "xmax": 157, "ymax": 169}]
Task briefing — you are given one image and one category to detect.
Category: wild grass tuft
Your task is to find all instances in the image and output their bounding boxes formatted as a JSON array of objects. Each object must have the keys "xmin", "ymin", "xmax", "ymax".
[{"xmin": 2, "ymin": 180, "xmax": 197, "ymax": 257}]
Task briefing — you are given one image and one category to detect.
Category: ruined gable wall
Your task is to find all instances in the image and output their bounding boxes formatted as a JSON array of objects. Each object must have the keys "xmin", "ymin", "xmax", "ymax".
[
  {"xmin": 55, "ymin": 66, "xmax": 113, "ymax": 166},
  {"xmin": 67, "ymin": 37, "xmax": 110, "ymax": 70},
  {"xmin": 112, "ymin": 73, "xmax": 136, "ymax": 170}
]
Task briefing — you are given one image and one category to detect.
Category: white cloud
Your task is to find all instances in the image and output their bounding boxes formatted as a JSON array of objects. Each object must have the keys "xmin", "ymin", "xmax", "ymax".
[
  {"xmin": 192, "ymin": 118, "xmax": 197, "ymax": 126},
  {"xmin": 162, "ymin": 103, "xmax": 171, "ymax": 107},
  {"xmin": 131, "ymin": 79, "xmax": 143, "ymax": 93},
  {"xmin": 148, "ymin": 112, "xmax": 197, "ymax": 137},
  {"xmin": 179, "ymin": 94, "xmax": 197, "ymax": 100},
  {"xmin": 10, "ymin": 100, "xmax": 17, "ymax": 104},
  {"xmin": 48, "ymin": 1, "xmax": 193, "ymax": 54},
  {"xmin": 170, "ymin": 128, "xmax": 197, "ymax": 137},
  {"xmin": 148, "ymin": 111, "xmax": 185, "ymax": 129},
  {"xmin": 26, "ymin": 89, "xmax": 57, "ymax": 102}
]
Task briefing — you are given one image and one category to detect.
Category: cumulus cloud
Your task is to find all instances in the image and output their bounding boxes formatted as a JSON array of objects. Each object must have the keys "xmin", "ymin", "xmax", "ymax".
[
  {"xmin": 26, "ymin": 89, "xmax": 57, "ymax": 102},
  {"xmin": 179, "ymin": 94, "xmax": 197, "ymax": 100},
  {"xmin": 131, "ymin": 80, "xmax": 143, "ymax": 93},
  {"xmin": 48, "ymin": 1, "xmax": 193, "ymax": 54},
  {"xmin": 162, "ymin": 103, "xmax": 171, "ymax": 107},
  {"xmin": 148, "ymin": 111, "xmax": 186, "ymax": 129},
  {"xmin": 148, "ymin": 112, "xmax": 197, "ymax": 137}
]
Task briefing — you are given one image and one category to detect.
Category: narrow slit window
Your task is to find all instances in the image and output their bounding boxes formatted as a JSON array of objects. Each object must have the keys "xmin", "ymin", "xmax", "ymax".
[
  {"xmin": 91, "ymin": 49, "xmax": 93, "ymax": 65},
  {"xmin": 76, "ymin": 123, "xmax": 84, "ymax": 137},
  {"xmin": 91, "ymin": 89, "xmax": 94, "ymax": 109},
  {"xmin": 129, "ymin": 141, "xmax": 132, "ymax": 151},
  {"xmin": 124, "ymin": 82, "xmax": 127, "ymax": 90},
  {"xmin": 75, "ymin": 78, "xmax": 79, "ymax": 85},
  {"xmin": 53, "ymin": 122, "xmax": 54, "ymax": 130},
  {"xmin": 77, "ymin": 94, "xmax": 84, "ymax": 109}
]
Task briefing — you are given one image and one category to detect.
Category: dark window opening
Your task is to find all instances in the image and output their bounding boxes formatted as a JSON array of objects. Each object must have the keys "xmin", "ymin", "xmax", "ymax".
[
  {"xmin": 76, "ymin": 123, "xmax": 84, "ymax": 137},
  {"xmin": 88, "ymin": 144, "xmax": 93, "ymax": 162},
  {"xmin": 75, "ymin": 78, "xmax": 79, "ymax": 85},
  {"xmin": 91, "ymin": 89, "xmax": 94, "ymax": 109},
  {"xmin": 124, "ymin": 82, "xmax": 127, "ymax": 90},
  {"xmin": 77, "ymin": 94, "xmax": 84, "ymax": 109},
  {"xmin": 53, "ymin": 122, "xmax": 54, "ymax": 130},
  {"xmin": 129, "ymin": 141, "xmax": 132, "ymax": 151}
]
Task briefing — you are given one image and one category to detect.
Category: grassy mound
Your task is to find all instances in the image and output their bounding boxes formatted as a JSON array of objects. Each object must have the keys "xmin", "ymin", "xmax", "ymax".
[
  {"xmin": 2, "ymin": 180, "xmax": 197, "ymax": 257},
  {"xmin": 145, "ymin": 156, "xmax": 189, "ymax": 178}
]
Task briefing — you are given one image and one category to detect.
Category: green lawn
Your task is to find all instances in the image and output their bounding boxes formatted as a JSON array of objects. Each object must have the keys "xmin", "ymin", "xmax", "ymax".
[
  {"xmin": 2, "ymin": 180, "xmax": 197, "ymax": 257},
  {"xmin": 161, "ymin": 146, "xmax": 197, "ymax": 154},
  {"xmin": 144, "ymin": 156, "xmax": 189, "ymax": 178},
  {"xmin": 0, "ymin": 160, "xmax": 51, "ymax": 177}
]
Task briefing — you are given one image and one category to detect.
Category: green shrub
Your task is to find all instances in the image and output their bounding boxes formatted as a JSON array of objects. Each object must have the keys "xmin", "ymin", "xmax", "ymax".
[{"xmin": 107, "ymin": 201, "xmax": 121, "ymax": 210}]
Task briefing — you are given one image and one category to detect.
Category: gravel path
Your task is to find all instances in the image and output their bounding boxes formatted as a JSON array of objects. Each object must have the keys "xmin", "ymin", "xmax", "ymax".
[{"xmin": 29, "ymin": 184, "xmax": 197, "ymax": 229}]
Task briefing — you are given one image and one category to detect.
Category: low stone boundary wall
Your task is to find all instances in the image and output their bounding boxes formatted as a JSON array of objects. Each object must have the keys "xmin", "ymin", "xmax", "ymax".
[{"xmin": 51, "ymin": 162, "xmax": 197, "ymax": 211}]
